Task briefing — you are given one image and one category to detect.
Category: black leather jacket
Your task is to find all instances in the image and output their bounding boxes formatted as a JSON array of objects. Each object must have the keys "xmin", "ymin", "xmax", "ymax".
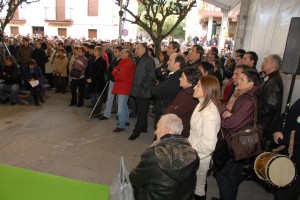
[
  {"xmin": 257, "ymin": 70, "xmax": 283, "ymax": 137},
  {"xmin": 129, "ymin": 135, "xmax": 199, "ymax": 200}
]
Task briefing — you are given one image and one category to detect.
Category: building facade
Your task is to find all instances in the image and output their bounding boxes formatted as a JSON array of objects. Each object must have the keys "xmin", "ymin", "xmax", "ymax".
[{"xmin": 2, "ymin": 0, "xmax": 138, "ymax": 41}]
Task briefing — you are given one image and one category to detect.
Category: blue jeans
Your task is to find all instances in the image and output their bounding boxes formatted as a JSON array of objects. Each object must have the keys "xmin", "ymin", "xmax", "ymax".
[
  {"xmin": 117, "ymin": 94, "xmax": 129, "ymax": 128},
  {"xmin": 215, "ymin": 158, "xmax": 243, "ymax": 200},
  {"xmin": 0, "ymin": 83, "xmax": 19, "ymax": 103},
  {"xmin": 103, "ymin": 81, "xmax": 115, "ymax": 118}
]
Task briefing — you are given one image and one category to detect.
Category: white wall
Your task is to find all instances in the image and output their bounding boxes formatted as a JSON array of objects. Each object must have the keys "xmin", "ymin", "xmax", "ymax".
[{"xmin": 242, "ymin": 0, "xmax": 300, "ymax": 108}]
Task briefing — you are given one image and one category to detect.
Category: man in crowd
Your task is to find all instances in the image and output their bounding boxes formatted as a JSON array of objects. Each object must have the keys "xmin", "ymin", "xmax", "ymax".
[
  {"xmin": 152, "ymin": 53, "xmax": 185, "ymax": 125},
  {"xmin": 129, "ymin": 43, "xmax": 156, "ymax": 140},
  {"xmin": 99, "ymin": 46, "xmax": 123, "ymax": 120},
  {"xmin": 129, "ymin": 114, "xmax": 199, "ymax": 200},
  {"xmin": 258, "ymin": 54, "xmax": 283, "ymax": 146},
  {"xmin": 187, "ymin": 45, "xmax": 204, "ymax": 68},
  {"xmin": 16, "ymin": 37, "xmax": 34, "ymax": 70},
  {"xmin": 32, "ymin": 39, "xmax": 47, "ymax": 78},
  {"xmin": 242, "ymin": 51, "xmax": 258, "ymax": 69},
  {"xmin": 166, "ymin": 41, "xmax": 180, "ymax": 56},
  {"xmin": 0, "ymin": 56, "xmax": 21, "ymax": 106}
]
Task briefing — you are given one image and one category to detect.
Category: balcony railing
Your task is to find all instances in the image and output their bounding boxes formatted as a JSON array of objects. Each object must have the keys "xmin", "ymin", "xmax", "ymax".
[{"xmin": 44, "ymin": 7, "xmax": 73, "ymax": 21}]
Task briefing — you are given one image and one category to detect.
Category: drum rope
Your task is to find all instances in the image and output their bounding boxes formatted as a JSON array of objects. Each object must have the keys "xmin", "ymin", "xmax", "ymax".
[{"xmin": 272, "ymin": 130, "xmax": 295, "ymax": 159}]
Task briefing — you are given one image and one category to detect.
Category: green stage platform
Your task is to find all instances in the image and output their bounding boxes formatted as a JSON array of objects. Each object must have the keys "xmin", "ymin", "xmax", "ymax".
[{"xmin": 0, "ymin": 165, "xmax": 109, "ymax": 200}]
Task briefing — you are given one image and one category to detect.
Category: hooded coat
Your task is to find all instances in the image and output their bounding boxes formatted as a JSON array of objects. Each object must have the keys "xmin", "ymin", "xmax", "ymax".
[{"xmin": 129, "ymin": 135, "xmax": 199, "ymax": 200}]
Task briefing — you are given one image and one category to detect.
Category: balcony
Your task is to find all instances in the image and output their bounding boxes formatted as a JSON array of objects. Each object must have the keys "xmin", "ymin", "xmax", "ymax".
[{"xmin": 44, "ymin": 7, "xmax": 73, "ymax": 25}]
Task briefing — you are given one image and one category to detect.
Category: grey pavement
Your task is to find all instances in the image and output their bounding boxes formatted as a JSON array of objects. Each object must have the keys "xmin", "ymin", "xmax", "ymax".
[{"xmin": 0, "ymin": 91, "xmax": 273, "ymax": 200}]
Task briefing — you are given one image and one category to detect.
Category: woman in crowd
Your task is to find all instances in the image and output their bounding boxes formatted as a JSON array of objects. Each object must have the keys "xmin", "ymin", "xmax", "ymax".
[
  {"xmin": 149, "ymin": 48, "xmax": 159, "ymax": 68},
  {"xmin": 155, "ymin": 51, "xmax": 169, "ymax": 83},
  {"xmin": 198, "ymin": 61, "xmax": 214, "ymax": 76},
  {"xmin": 45, "ymin": 42, "xmax": 56, "ymax": 89},
  {"xmin": 69, "ymin": 46, "xmax": 88, "ymax": 107},
  {"xmin": 164, "ymin": 67, "xmax": 199, "ymax": 138},
  {"xmin": 215, "ymin": 68, "xmax": 260, "ymax": 200},
  {"xmin": 23, "ymin": 59, "xmax": 44, "ymax": 106},
  {"xmin": 111, "ymin": 49, "xmax": 136, "ymax": 132},
  {"xmin": 188, "ymin": 75, "xmax": 221, "ymax": 200},
  {"xmin": 86, "ymin": 46, "xmax": 107, "ymax": 115},
  {"xmin": 52, "ymin": 48, "xmax": 68, "ymax": 94}
]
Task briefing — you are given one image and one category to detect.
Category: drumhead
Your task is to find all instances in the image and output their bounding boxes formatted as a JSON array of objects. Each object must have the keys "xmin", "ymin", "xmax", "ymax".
[{"xmin": 267, "ymin": 156, "xmax": 296, "ymax": 187}]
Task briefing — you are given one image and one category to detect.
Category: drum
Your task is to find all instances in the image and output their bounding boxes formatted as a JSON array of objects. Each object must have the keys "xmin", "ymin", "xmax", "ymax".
[{"xmin": 254, "ymin": 152, "xmax": 296, "ymax": 187}]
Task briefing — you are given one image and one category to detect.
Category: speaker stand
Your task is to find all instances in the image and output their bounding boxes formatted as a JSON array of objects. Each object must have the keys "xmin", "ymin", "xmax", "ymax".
[{"xmin": 282, "ymin": 74, "xmax": 297, "ymax": 130}]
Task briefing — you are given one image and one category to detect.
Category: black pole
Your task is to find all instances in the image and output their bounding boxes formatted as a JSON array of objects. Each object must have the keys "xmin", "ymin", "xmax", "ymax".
[{"xmin": 282, "ymin": 74, "xmax": 297, "ymax": 130}]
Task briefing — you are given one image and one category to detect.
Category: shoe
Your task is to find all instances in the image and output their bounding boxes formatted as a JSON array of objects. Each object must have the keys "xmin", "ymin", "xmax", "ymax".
[
  {"xmin": 113, "ymin": 127, "xmax": 125, "ymax": 133},
  {"xmin": 86, "ymin": 104, "xmax": 93, "ymax": 108},
  {"xmin": 99, "ymin": 116, "xmax": 109, "ymax": 120},
  {"xmin": 77, "ymin": 104, "xmax": 83, "ymax": 107},
  {"xmin": 2, "ymin": 98, "xmax": 9, "ymax": 104},
  {"xmin": 69, "ymin": 103, "xmax": 76, "ymax": 106},
  {"xmin": 10, "ymin": 102, "xmax": 16, "ymax": 106},
  {"xmin": 211, "ymin": 198, "xmax": 220, "ymax": 200},
  {"xmin": 128, "ymin": 132, "xmax": 141, "ymax": 140}
]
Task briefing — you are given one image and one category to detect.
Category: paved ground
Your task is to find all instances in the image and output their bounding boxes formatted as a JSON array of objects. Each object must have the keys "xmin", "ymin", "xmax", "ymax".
[{"xmin": 0, "ymin": 91, "xmax": 274, "ymax": 200}]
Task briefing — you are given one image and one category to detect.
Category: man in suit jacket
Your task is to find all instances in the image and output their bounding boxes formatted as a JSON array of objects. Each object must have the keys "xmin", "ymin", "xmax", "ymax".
[{"xmin": 152, "ymin": 53, "xmax": 186, "ymax": 126}]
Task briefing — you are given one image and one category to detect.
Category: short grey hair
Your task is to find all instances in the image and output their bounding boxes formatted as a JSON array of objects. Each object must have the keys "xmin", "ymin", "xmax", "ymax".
[
  {"xmin": 159, "ymin": 114, "xmax": 183, "ymax": 135},
  {"xmin": 270, "ymin": 54, "xmax": 282, "ymax": 70}
]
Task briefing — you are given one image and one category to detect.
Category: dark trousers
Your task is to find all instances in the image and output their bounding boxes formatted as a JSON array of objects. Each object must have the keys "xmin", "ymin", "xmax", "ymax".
[
  {"xmin": 134, "ymin": 97, "xmax": 151, "ymax": 133},
  {"xmin": 274, "ymin": 175, "xmax": 300, "ymax": 200},
  {"xmin": 45, "ymin": 73, "xmax": 54, "ymax": 88},
  {"xmin": 70, "ymin": 79, "xmax": 85, "ymax": 105},
  {"xmin": 215, "ymin": 158, "xmax": 243, "ymax": 200}
]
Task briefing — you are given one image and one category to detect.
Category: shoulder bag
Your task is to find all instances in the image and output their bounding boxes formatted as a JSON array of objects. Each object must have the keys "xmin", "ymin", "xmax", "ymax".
[{"xmin": 230, "ymin": 97, "xmax": 263, "ymax": 161}]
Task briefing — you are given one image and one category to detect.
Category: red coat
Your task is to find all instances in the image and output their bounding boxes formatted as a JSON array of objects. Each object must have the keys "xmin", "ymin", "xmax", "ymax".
[{"xmin": 112, "ymin": 57, "xmax": 136, "ymax": 95}]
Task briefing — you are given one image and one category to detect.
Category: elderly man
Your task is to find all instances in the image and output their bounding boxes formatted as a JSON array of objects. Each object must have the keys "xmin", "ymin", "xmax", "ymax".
[
  {"xmin": 129, "ymin": 114, "xmax": 199, "ymax": 200},
  {"xmin": 257, "ymin": 54, "xmax": 283, "ymax": 142},
  {"xmin": 152, "ymin": 53, "xmax": 185, "ymax": 125},
  {"xmin": 129, "ymin": 43, "xmax": 156, "ymax": 140},
  {"xmin": 187, "ymin": 45, "xmax": 204, "ymax": 68}
]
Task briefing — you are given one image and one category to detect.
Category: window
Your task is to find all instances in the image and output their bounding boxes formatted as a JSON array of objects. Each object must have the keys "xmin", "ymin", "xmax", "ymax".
[
  {"xmin": 88, "ymin": 29, "xmax": 97, "ymax": 39},
  {"xmin": 88, "ymin": 0, "xmax": 98, "ymax": 16},
  {"xmin": 32, "ymin": 26, "xmax": 44, "ymax": 36},
  {"xmin": 11, "ymin": 27, "xmax": 19, "ymax": 35},
  {"xmin": 58, "ymin": 28, "xmax": 67, "ymax": 37},
  {"xmin": 56, "ymin": 0, "xmax": 65, "ymax": 19}
]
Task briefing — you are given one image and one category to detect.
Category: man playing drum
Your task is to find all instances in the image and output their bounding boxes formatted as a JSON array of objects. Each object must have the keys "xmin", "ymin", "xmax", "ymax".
[{"xmin": 273, "ymin": 98, "xmax": 300, "ymax": 200}]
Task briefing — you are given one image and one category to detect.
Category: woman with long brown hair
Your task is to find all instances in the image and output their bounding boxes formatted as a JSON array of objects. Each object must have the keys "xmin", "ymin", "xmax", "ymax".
[{"xmin": 188, "ymin": 75, "xmax": 221, "ymax": 200}]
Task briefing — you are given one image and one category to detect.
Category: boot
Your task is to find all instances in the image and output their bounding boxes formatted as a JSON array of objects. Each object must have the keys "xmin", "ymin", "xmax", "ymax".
[
  {"xmin": 33, "ymin": 94, "xmax": 39, "ymax": 106},
  {"xmin": 38, "ymin": 92, "xmax": 45, "ymax": 103}
]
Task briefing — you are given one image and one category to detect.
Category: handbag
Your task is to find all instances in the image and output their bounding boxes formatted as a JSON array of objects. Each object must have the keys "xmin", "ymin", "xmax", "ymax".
[
  {"xmin": 230, "ymin": 97, "xmax": 263, "ymax": 161},
  {"xmin": 70, "ymin": 67, "xmax": 81, "ymax": 79},
  {"xmin": 212, "ymin": 128, "xmax": 231, "ymax": 170},
  {"xmin": 110, "ymin": 157, "xmax": 135, "ymax": 200}
]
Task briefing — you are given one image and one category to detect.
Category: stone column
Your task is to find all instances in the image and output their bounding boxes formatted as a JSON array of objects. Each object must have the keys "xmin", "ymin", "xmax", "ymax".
[
  {"xmin": 207, "ymin": 16, "xmax": 214, "ymax": 42},
  {"xmin": 218, "ymin": 9, "xmax": 229, "ymax": 51},
  {"xmin": 234, "ymin": 0, "xmax": 250, "ymax": 53}
]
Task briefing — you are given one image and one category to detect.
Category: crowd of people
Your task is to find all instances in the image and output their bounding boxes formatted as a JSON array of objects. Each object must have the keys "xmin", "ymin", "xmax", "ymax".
[{"xmin": 0, "ymin": 34, "xmax": 299, "ymax": 200}]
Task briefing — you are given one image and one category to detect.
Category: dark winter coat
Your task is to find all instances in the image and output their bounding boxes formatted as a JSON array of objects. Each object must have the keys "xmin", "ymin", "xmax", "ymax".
[
  {"xmin": 129, "ymin": 134, "xmax": 199, "ymax": 200},
  {"xmin": 86, "ymin": 56, "xmax": 107, "ymax": 93},
  {"xmin": 32, "ymin": 48, "xmax": 47, "ymax": 71},
  {"xmin": 130, "ymin": 53, "xmax": 156, "ymax": 98},
  {"xmin": 0, "ymin": 63, "xmax": 21, "ymax": 85}
]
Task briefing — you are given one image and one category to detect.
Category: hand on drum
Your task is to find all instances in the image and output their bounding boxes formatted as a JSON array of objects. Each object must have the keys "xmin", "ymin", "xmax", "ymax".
[{"xmin": 273, "ymin": 132, "xmax": 283, "ymax": 144}]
